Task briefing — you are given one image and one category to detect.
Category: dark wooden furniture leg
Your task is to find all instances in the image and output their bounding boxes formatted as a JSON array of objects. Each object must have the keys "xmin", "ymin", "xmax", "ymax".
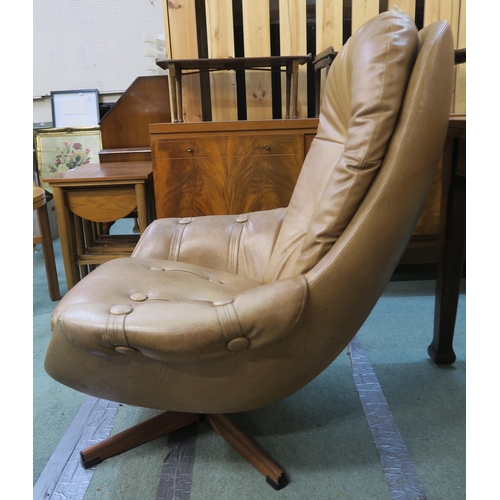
[
  {"xmin": 167, "ymin": 63, "xmax": 179, "ymax": 123},
  {"xmin": 428, "ymin": 128, "xmax": 466, "ymax": 364},
  {"xmin": 285, "ymin": 64, "xmax": 292, "ymax": 119},
  {"xmin": 175, "ymin": 69, "xmax": 183, "ymax": 123},
  {"xmin": 291, "ymin": 59, "xmax": 300, "ymax": 119}
]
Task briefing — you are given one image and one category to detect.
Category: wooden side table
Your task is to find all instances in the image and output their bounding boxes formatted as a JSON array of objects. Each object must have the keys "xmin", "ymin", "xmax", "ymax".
[
  {"xmin": 47, "ymin": 161, "xmax": 154, "ymax": 290},
  {"xmin": 156, "ymin": 55, "xmax": 311, "ymax": 123}
]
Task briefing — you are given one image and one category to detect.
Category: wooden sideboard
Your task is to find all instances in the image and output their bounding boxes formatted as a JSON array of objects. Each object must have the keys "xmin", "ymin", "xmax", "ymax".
[
  {"xmin": 150, "ymin": 119, "xmax": 316, "ymax": 218},
  {"xmin": 150, "ymin": 117, "xmax": 444, "ymax": 267}
]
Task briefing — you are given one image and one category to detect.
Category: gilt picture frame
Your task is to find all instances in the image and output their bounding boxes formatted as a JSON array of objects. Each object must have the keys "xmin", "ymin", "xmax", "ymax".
[{"xmin": 34, "ymin": 127, "xmax": 102, "ymax": 193}]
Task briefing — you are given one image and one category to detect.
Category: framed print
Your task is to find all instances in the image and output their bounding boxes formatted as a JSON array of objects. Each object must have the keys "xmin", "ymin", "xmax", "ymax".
[
  {"xmin": 51, "ymin": 89, "xmax": 100, "ymax": 127},
  {"xmin": 34, "ymin": 127, "xmax": 102, "ymax": 193}
]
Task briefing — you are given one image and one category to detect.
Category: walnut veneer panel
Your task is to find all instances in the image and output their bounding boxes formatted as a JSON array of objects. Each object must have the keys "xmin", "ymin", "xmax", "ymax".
[{"xmin": 151, "ymin": 120, "xmax": 312, "ymax": 219}]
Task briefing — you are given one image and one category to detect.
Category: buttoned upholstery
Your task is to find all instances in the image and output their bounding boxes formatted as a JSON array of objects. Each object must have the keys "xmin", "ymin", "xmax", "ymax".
[{"xmin": 46, "ymin": 9, "xmax": 454, "ymax": 416}]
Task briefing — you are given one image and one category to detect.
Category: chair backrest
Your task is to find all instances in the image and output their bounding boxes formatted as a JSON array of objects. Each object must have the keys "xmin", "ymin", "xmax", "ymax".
[{"xmin": 264, "ymin": 8, "xmax": 453, "ymax": 283}]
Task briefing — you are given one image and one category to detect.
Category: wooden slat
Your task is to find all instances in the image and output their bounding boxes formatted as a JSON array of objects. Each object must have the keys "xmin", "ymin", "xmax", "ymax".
[
  {"xmin": 352, "ymin": 0, "xmax": 380, "ymax": 34},
  {"xmin": 161, "ymin": 0, "xmax": 175, "ymax": 121},
  {"xmin": 388, "ymin": 0, "xmax": 416, "ymax": 20},
  {"xmin": 316, "ymin": 0, "xmax": 343, "ymax": 53},
  {"xmin": 424, "ymin": 0, "xmax": 451, "ymax": 27},
  {"xmin": 424, "ymin": 0, "xmax": 460, "ymax": 42},
  {"xmin": 161, "ymin": 0, "xmax": 171, "ymax": 59},
  {"xmin": 205, "ymin": 0, "xmax": 238, "ymax": 121},
  {"xmin": 423, "ymin": 0, "xmax": 464, "ymax": 113},
  {"xmin": 165, "ymin": 0, "xmax": 203, "ymax": 122},
  {"xmin": 316, "ymin": 0, "xmax": 343, "ymax": 113},
  {"xmin": 279, "ymin": 0, "xmax": 307, "ymax": 119},
  {"xmin": 454, "ymin": 0, "xmax": 466, "ymax": 113},
  {"xmin": 242, "ymin": 1, "xmax": 273, "ymax": 120}
]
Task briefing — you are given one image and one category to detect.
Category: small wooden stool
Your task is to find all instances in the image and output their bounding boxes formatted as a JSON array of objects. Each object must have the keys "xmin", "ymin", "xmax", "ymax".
[{"xmin": 33, "ymin": 186, "xmax": 61, "ymax": 301}]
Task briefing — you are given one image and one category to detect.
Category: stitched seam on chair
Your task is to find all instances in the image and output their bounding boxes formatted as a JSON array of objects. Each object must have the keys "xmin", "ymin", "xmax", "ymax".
[
  {"xmin": 164, "ymin": 269, "xmax": 210, "ymax": 280},
  {"xmin": 228, "ymin": 216, "xmax": 246, "ymax": 274},
  {"xmin": 168, "ymin": 220, "xmax": 190, "ymax": 261},
  {"xmin": 215, "ymin": 303, "xmax": 244, "ymax": 343},
  {"xmin": 105, "ymin": 313, "xmax": 128, "ymax": 347}
]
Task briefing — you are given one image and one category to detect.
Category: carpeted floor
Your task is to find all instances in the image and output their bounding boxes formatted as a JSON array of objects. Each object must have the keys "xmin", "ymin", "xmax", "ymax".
[{"xmin": 33, "ymin": 226, "xmax": 465, "ymax": 500}]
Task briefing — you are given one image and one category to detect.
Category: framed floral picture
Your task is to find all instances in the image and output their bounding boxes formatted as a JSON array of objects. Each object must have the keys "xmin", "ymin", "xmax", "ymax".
[{"xmin": 34, "ymin": 127, "xmax": 102, "ymax": 193}]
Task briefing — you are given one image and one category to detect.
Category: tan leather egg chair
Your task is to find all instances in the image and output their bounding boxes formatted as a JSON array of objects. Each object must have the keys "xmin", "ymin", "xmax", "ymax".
[{"xmin": 45, "ymin": 8, "xmax": 454, "ymax": 490}]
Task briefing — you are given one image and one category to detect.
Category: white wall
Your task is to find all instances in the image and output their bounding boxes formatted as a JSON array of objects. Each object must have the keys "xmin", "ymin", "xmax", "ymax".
[{"xmin": 33, "ymin": 0, "xmax": 166, "ymax": 124}]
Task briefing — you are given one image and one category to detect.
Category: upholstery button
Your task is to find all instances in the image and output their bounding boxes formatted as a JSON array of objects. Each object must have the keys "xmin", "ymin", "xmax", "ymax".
[
  {"xmin": 115, "ymin": 346, "xmax": 138, "ymax": 355},
  {"xmin": 150, "ymin": 266, "xmax": 164, "ymax": 271},
  {"xmin": 179, "ymin": 218, "xmax": 192, "ymax": 224},
  {"xmin": 213, "ymin": 298, "xmax": 234, "ymax": 306},
  {"xmin": 110, "ymin": 305, "xmax": 133, "ymax": 315},
  {"xmin": 130, "ymin": 292, "xmax": 148, "ymax": 302},
  {"xmin": 235, "ymin": 214, "xmax": 248, "ymax": 223},
  {"xmin": 208, "ymin": 278, "xmax": 223, "ymax": 284},
  {"xmin": 227, "ymin": 337, "xmax": 250, "ymax": 351}
]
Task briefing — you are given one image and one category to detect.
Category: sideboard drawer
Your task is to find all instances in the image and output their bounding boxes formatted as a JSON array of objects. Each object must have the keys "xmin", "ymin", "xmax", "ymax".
[
  {"xmin": 228, "ymin": 135, "xmax": 303, "ymax": 157},
  {"xmin": 153, "ymin": 138, "xmax": 227, "ymax": 159}
]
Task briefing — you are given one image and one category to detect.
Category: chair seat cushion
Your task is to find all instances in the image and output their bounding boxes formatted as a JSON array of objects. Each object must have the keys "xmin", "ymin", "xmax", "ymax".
[{"xmin": 51, "ymin": 257, "xmax": 307, "ymax": 363}]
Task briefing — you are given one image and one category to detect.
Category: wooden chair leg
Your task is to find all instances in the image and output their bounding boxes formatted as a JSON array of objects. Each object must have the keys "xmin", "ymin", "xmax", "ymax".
[
  {"xmin": 80, "ymin": 411, "xmax": 288, "ymax": 490},
  {"xmin": 80, "ymin": 411, "xmax": 200, "ymax": 469},
  {"xmin": 205, "ymin": 414, "xmax": 288, "ymax": 490}
]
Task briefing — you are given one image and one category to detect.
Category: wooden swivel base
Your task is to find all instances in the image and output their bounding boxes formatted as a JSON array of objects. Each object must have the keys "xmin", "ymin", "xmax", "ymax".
[{"xmin": 80, "ymin": 411, "xmax": 288, "ymax": 490}]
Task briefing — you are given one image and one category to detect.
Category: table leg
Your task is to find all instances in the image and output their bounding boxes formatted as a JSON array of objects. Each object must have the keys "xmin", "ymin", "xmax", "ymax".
[
  {"xmin": 428, "ymin": 135, "xmax": 466, "ymax": 364},
  {"xmin": 175, "ymin": 70, "xmax": 184, "ymax": 123},
  {"xmin": 168, "ymin": 65, "xmax": 179, "ymax": 123},
  {"xmin": 291, "ymin": 60, "xmax": 299, "ymax": 119},
  {"xmin": 52, "ymin": 187, "xmax": 80, "ymax": 290},
  {"xmin": 285, "ymin": 65, "xmax": 292, "ymax": 119},
  {"xmin": 36, "ymin": 202, "xmax": 61, "ymax": 301},
  {"xmin": 314, "ymin": 68, "xmax": 321, "ymax": 118},
  {"xmin": 135, "ymin": 183, "xmax": 149, "ymax": 234},
  {"xmin": 73, "ymin": 214, "xmax": 89, "ymax": 278}
]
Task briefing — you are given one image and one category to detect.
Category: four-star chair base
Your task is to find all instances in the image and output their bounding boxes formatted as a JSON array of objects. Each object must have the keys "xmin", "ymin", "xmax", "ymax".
[{"xmin": 80, "ymin": 411, "xmax": 288, "ymax": 490}]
